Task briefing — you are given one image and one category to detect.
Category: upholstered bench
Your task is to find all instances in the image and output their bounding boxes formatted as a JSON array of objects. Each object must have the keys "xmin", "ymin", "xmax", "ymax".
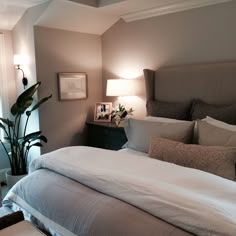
[
  {"xmin": 0, "ymin": 211, "xmax": 46, "ymax": 235},
  {"xmin": 0, "ymin": 220, "xmax": 46, "ymax": 235}
]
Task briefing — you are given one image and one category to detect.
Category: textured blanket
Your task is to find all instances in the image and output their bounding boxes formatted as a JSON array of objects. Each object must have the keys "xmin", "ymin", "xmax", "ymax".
[{"xmin": 29, "ymin": 146, "xmax": 236, "ymax": 236}]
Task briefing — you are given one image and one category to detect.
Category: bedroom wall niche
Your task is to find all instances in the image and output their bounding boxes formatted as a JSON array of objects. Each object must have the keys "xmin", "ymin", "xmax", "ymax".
[
  {"xmin": 34, "ymin": 26, "xmax": 102, "ymax": 153},
  {"xmin": 102, "ymin": 0, "xmax": 236, "ymax": 118}
]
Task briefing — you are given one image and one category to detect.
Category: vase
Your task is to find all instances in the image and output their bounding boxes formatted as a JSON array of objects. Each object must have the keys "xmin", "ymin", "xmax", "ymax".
[{"xmin": 5, "ymin": 170, "xmax": 26, "ymax": 188}]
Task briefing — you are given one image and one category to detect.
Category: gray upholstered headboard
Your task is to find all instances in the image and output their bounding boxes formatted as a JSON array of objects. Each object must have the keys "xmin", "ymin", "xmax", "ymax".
[{"xmin": 144, "ymin": 62, "xmax": 236, "ymax": 104}]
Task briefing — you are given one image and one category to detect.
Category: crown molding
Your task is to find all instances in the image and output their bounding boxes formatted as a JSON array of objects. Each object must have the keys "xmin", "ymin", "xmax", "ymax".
[{"xmin": 121, "ymin": 0, "xmax": 232, "ymax": 22}]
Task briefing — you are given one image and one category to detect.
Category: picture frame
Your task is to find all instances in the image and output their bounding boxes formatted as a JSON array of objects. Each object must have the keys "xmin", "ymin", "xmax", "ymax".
[
  {"xmin": 94, "ymin": 102, "xmax": 112, "ymax": 122},
  {"xmin": 58, "ymin": 72, "xmax": 87, "ymax": 100}
]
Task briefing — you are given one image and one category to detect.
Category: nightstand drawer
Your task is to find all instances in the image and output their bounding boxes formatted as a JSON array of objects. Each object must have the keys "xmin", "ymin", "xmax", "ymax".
[{"xmin": 86, "ymin": 122, "xmax": 127, "ymax": 150}]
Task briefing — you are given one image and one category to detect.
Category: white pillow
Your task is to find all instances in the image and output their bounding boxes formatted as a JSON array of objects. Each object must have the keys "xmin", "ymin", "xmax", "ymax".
[
  {"xmin": 203, "ymin": 116, "xmax": 236, "ymax": 131},
  {"xmin": 124, "ymin": 118, "xmax": 194, "ymax": 153},
  {"xmin": 144, "ymin": 116, "xmax": 185, "ymax": 123},
  {"xmin": 198, "ymin": 120, "xmax": 236, "ymax": 147},
  {"xmin": 145, "ymin": 116, "xmax": 197, "ymax": 144}
]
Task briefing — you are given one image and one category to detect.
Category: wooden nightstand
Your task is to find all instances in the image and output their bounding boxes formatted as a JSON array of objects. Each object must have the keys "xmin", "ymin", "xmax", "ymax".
[{"xmin": 86, "ymin": 122, "xmax": 127, "ymax": 150}]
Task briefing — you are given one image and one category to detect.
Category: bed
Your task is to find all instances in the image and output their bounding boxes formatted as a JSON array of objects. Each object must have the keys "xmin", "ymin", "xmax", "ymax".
[{"xmin": 2, "ymin": 62, "xmax": 236, "ymax": 236}]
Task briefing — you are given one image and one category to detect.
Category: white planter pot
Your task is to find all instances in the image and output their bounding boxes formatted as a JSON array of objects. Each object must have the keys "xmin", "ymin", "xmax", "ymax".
[
  {"xmin": 0, "ymin": 168, "xmax": 10, "ymax": 184},
  {"xmin": 5, "ymin": 170, "xmax": 26, "ymax": 188}
]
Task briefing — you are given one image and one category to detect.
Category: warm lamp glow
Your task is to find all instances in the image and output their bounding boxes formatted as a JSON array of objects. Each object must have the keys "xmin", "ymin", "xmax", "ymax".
[
  {"xmin": 106, "ymin": 79, "xmax": 138, "ymax": 96},
  {"xmin": 117, "ymin": 69, "xmax": 141, "ymax": 79},
  {"xmin": 13, "ymin": 54, "xmax": 27, "ymax": 66}
]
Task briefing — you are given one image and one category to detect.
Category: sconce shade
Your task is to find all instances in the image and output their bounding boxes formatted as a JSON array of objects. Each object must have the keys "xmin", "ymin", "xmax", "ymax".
[
  {"xmin": 13, "ymin": 54, "xmax": 27, "ymax": 65},
  {"xmin": 106, "ymin": 79, "xmax": 138, "ymax": 96}
]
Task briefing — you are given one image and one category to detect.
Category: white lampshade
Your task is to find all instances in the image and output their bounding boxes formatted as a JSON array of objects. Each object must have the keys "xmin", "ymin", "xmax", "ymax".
[
  {"xmin": 13, "ymin": 54, "xmax": 27, "ymax": 65},
  {"xmin": 106, "ymin": 79, "xmax": 138, "ymax": 96}
]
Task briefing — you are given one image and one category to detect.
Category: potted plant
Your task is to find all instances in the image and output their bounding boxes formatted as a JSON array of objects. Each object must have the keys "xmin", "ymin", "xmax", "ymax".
[
  {"xmin": 0, "ymin": 82, "xmax": 51, "ymax": 187},
  {"xmin": 111, "ymin": 104, "xmax": 134, "ymax": 127}
]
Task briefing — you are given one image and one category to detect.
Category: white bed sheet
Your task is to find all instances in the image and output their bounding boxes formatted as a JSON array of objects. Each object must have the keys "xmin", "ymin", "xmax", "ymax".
[
  {"xmin": 27, "ymin": 146, "xmax": 236, "ymax": 236},
  {"xmin": 118, "ymin": 147, "xmax": 148, "ymax": 156}
]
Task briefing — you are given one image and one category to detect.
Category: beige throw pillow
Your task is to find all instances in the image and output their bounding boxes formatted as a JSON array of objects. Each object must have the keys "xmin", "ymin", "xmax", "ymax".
[
  {"xmin": 144, "ymin": 116, "xmax": 186, "ymax": 123},
  {"xmin": 148, "ymin": 136, "xmax": 236, "ymax": 181},
  {"xmin": 203, "ymin": 116, "xmax": 236, "ymax": 131},
  {"xmin": 198, "ymin": 120, "xmax": 236, "ymax": 147}
]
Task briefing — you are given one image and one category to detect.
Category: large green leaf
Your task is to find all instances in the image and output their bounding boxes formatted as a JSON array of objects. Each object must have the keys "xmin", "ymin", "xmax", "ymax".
[
  {"xmin": 38, "ymin": 135, "xmax": 47, "ymax": 143},
  {"xmin": 26, "ymin": 94, "xmax": 52, "ymax": 116},
  {"xmin": 17, "ymin": 82, "xmax": 41, "ymax": 106},
  {"xmin": 11, "ymin": 97, "xmax": 33, "ymax": 115},
  {"xmin": 0, "ymin": 122, "xmax": 5, "ymax": 128},
  {"xmin": 11, "ymin": 82, "xmax": 41, "ymax": 116},
  {"xmin": 10, "ymin": 104, "xmax": 18, "ymax": 116},
  {"xmin": 27, "ymin": 142, "xmax": 43, "ymax": 150},
  {"xmin": 0, "ymin": 118, "xmax": 14, "ymax": 127},
  {"xmin": 0, "ymin": 123, "xmax": 7, "ymax": 132},
  {"xmin": 18, "ymin": 132, "xmax": 47, "ymax": 148},
  {"xmin": 32, "ymin": 142, "xmax": 43, "ymax": 147},
  {"xmin": 18, "ymin": 131, "xmax": 42, "ymax": 145},
  {"xmin": 25, "ymin": 135, "xmax": 47, "ymax": 144},
  {"xmin": 4, "ymin": 137, "xmax": 18, "ymax": 146}
]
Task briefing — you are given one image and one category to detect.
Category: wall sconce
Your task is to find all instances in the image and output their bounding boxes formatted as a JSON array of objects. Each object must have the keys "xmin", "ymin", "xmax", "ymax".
[
  {"xmin": 13, "ymin": 54, "xmax": 28, "ymax": 89},
  {"xmin": 106, "ymin": 79, "xmax": 139, "ymax": 97}
]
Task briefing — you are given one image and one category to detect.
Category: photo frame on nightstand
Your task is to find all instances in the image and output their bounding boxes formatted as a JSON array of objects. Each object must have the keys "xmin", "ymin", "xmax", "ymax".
[{"xmin": 94, "ymin": 102, "xmax": 112, "ymax": 122}]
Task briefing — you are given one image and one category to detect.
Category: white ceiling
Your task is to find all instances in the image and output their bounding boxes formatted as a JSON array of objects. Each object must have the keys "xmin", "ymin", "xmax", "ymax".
[
  {"xmin": 0, "ymin": 0, "xmax": 49, "ymax": 30},
  {"xmin": 0, "ymin": 0, "xmax": 232, "ymax": 34}
]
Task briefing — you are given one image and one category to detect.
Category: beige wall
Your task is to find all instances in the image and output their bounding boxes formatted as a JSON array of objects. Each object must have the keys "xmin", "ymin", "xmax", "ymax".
[
  {"xmin": 34, "ymin": 26, "xmax": 102, "ymax": 153},
  {"xmin": 102, "ymin": 1, "xmax": 236, "ymax": 118},
  {"xmin": 0, "ymin": 30, "xmax": 16, "ymax": 108},
  {"xmin": 0, "ymin": 30, "xmax": 15, "ymax": 171},
  {"xmin": 12, "ymin": 2, "xmax": 50, "ymax": 159},
  {"xmin": 6, "ymin": 1, "xmax": 236, "ymax": 154}
]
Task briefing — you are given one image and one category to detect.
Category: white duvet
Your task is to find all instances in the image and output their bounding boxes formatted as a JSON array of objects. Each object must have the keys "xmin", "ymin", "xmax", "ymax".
[{"xmin": 30, "ymin": 146, "xmax": 236, "ymax": 236}]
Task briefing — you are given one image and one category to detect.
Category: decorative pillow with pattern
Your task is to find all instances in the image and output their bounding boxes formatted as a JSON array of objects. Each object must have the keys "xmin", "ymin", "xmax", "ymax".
[{"xmin": 148, "ymin": 136, "xmax": 236, "ymax": 181}]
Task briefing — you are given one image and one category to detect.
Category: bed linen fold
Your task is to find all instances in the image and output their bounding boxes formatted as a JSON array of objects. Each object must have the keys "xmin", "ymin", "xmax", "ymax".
[
  {"xmin": 4, "ymin": 169, "xmax": 191, "ymax": 236},
  {"xmin": 25, "ymin": 146, "xmax": 236, "ymax": 236}
]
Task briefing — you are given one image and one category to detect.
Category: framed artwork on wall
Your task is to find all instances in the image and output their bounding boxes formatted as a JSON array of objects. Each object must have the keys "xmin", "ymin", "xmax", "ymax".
[
  {"xmin": 94, "ymin": 102, "xmax": 112, "ymax": 122},
  {"xmin": 58, "ymin": 72, "xmax": 87, "ymax": 100}
]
